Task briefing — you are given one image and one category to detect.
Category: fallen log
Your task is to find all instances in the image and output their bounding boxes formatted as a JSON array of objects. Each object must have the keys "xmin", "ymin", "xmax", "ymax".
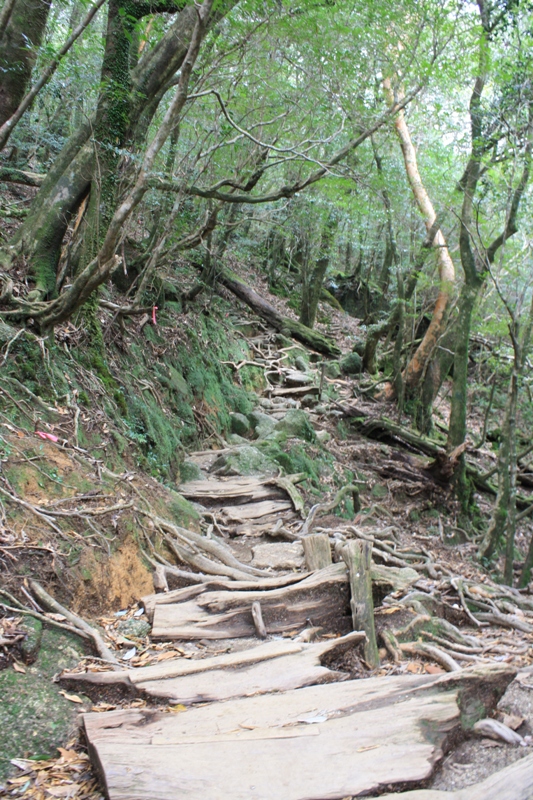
[
  {"xmin": 82, "ymin": 663, "xmax": 515, "ymax": 800},
  {"xmin": 29, "ymin": 580, "xmax": 119, "ymax": 665},
  {"xmin": 221, "ymin": 270, "xmax": 341, "ymax": 356}
]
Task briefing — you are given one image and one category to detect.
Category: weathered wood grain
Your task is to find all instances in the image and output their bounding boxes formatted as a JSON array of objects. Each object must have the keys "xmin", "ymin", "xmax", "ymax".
[
  {"xmin": 83, "ymin": 664, "xmax": 515, "ymax": 800},
  {"xmin": 63, "ymin": 632, "xmax": 364, "ymax": 703},
  {"xmin": 149, "ymin": 562, "xmax": 419, "ymax": 639}
]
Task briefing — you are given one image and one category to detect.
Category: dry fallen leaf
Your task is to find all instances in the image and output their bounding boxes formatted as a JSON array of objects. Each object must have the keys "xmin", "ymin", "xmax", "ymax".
[
  {"xmin": 59, "ymin": 691, "xmax": 84, "ymax": 704},
  {"xmin": 12, "ymin": 661, "xmax": 26, "ymax": 673},
  {"xmin": 425, "ymin": 664, "xmax": 445, "ymax": 675},
  {"xmin": 499, "ymin": 712, "xmax": 525, "ymax": 731},
  {"xmin": 169, "ymin": 704, "xmax": 187, "ymax": 713}
]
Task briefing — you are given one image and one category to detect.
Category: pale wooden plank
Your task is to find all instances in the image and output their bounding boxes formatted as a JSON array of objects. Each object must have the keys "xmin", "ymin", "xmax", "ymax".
[
  {"xmin": 84, "ymin": 691, "xmax": 460, "ymax": 799},
  {"xmin": 177, "ymin": 477, "xmax": 281, "ymax": 502},
  {"xmin": 219, "ymin": 499, "xmax": 293, "ymax": 521},
  {"xmin": 83, "ymin": 664, "xmax": 515, "ymax": 745},
  {"xmin": 141, "ymin": 572, "xmax": 308, "ymax": 621},
  {"xmin": 134, "ymin": 635, "xmax": 363, "ymax": 703},
  {"xmin": 151, "ymin": 563, "xmax": 351, "ymax": 640}
]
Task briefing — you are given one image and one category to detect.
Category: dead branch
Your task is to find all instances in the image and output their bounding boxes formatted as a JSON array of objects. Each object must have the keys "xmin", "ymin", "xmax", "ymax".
[{"xmin": 29, "ymin": 580, "xmax": 120, "ymax": 665}]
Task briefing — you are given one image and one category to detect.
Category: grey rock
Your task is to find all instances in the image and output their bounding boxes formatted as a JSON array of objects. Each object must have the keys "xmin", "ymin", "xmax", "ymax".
[
  {"xmin": 230, "ymin": 412, "xmax": 251, "ymax": 437},
  {"xmin": 117, "ymin": 618, "xmax": 151, "ymax": 638},
  {"xmin": 252, "ymin": 542, "xmax": 304, "ymax": 570},
  {"xmin": 284, "ymin": 369, "xmax": 313, "ymax": 386},
  {"xmin": 227, "ymin": 433, "xmax": 249, "ymax": 445},
  {"xmin": 294, "ymin": 355, "xmax": 308, "ymax": 372},
  {"xmin": 316, "ymin": 429, "xmax": 331, "ymax": 444},
  {"xmin": 274, "ymin": 409, "xmax": 316, "ymax": 442},
  {"xmin": 258, "ymin": 397, "xmax": 274, "ymax": 409}
]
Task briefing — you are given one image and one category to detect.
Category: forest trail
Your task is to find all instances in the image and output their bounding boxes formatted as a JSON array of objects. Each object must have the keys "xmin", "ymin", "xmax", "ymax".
[{"xmin": 4, "ymin": 330, "xmax": 530, "ymax": 799}]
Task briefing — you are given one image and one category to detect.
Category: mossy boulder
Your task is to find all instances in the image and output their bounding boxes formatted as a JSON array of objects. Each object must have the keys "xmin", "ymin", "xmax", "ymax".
[
  {"xmin": 230, "ymin": 413, "xmax": 251, "ymax": 437},
  {"xmin": 168, "ymin": 491, "xmax": 201, "ymax": 528},
  {"xmin": 294, "ymin": 355, "xmax": 308, "ymax": 372},
  {"xmin": 19, "ymin": 617, "xmax": 43, "ymax": 662},
  {"xmin": 340, "ymin": 352, "xmax": 362, "ymax": 375},
  {"xmin": 248, "ymin": 410, "xmax": 276, "ymax": 439},
  {"xmin": 352, "ymin": 338, "xmax": 366, "ymax": 356},
  {"xmin": 210, "ymin": 445, "xmax": 278, "ymax": 476},
  {"xmin": 179, "ymin": 460, "xmax": 204, "ymax": 483},
  {"xmin": 274, "ymin": 409, "xmax": 316, "ymax": 443},
  {"xmin": 324, "ymin": 361, "xmax": 341, "ymax": 379}
]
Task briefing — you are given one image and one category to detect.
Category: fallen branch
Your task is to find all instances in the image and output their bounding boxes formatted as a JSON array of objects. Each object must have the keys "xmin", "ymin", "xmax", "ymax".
[{"xmin": 29, "ymin": 580, "xmax": 120, "ymax": 666}]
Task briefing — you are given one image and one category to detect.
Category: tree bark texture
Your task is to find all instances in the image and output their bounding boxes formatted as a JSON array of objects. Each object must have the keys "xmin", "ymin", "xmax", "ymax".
[{"xmin": 0, "ymin": 0, "xmax": 51, "ymax": 127}]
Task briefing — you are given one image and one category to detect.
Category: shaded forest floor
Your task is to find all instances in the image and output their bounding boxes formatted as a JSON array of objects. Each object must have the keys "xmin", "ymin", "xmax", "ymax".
[{"xmin": 2, "ymin": 255, "xmax": 533, "ymax": 798}]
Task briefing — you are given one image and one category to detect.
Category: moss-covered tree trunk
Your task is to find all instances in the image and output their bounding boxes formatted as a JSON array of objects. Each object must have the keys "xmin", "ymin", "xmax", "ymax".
[
  {"xmin": 0, "ymin": 0, "xmax": 51, "ymax": 127},
  {"xmin": 299, "ymin": 214, "xmax": 336, "ymax": 329},
  {"xmin": 6, "ymin": 2, "xmax": 234, "ymax": 303},
  {"xmin": 446, "ymin": 280, "xmax": 482, "ymax": 506}
]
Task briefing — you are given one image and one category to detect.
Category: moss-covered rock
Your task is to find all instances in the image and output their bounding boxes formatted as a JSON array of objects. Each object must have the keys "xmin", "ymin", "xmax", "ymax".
[
  {"xmin": 274, "ymin": 409, "xmax": 316, "ymax": 443},
  {"xmin": 19, "ymin": 617, "xmax": 43, "ymax": 662},
  {"xmin": 167, "ymin": 491, "xmax": 201, "ymax": 528},
  {"xmin": 210, "ymin": 445, "xmax": 278, "ymax": 476},
  {"xmin": 230, "ymin": 413, "xmax": 251, "ymax": 437},
  {"xmin": 324, "ymin": 361, "xmax": 341, "ymax": 379},
  {"xmin": 0, "ymin": 627, "xmax": 88, "ymax": 782},
  {"xmin": 178, "ymin": 460, "xmax": 204, "ymax": 483},
  {"xmin": 294, "ymin": 355, "xmax": 308, "ymax": 372},
  {"xmin": 340, "ymin": 352, "xmax": 362, "ymax": 375},
  {"xmin": 249, "ymin": 410, "xmax": 276, "ymax": 439}
]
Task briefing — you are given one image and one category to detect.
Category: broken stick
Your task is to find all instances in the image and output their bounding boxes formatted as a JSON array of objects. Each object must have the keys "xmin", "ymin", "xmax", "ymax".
[{"xmin": 252, "ymin": 601, "xmax": 268, "ymax": 639}]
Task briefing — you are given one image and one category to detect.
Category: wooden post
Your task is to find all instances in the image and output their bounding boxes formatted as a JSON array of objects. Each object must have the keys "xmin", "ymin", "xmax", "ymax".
[
  {"xmin": 342, "ymin": 540, "xmax": 379, "ymax": 668},
  {"xmin": 303, "ymin": 534, "xmax": 332, "ymax": 571}
]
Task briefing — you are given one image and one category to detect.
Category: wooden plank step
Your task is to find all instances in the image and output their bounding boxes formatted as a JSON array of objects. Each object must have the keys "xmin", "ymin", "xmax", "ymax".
[
  {"xmin": 82, "ymin": 664, "xmax": 515, "ymax": 800},
  {"xmin": 149, "ymin": 563, "xmax": 419, "ymax": 640},
  {"xmin": 62, "ymin": 632, "xmax": 365, "ymax": 704},
  {"xmin": 177, "ymin": 477, "xmax": 283, "ymax": 502},
  {"xmin": 219, "ymin": 499, "xmax": 293, "ymax": 522}
]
